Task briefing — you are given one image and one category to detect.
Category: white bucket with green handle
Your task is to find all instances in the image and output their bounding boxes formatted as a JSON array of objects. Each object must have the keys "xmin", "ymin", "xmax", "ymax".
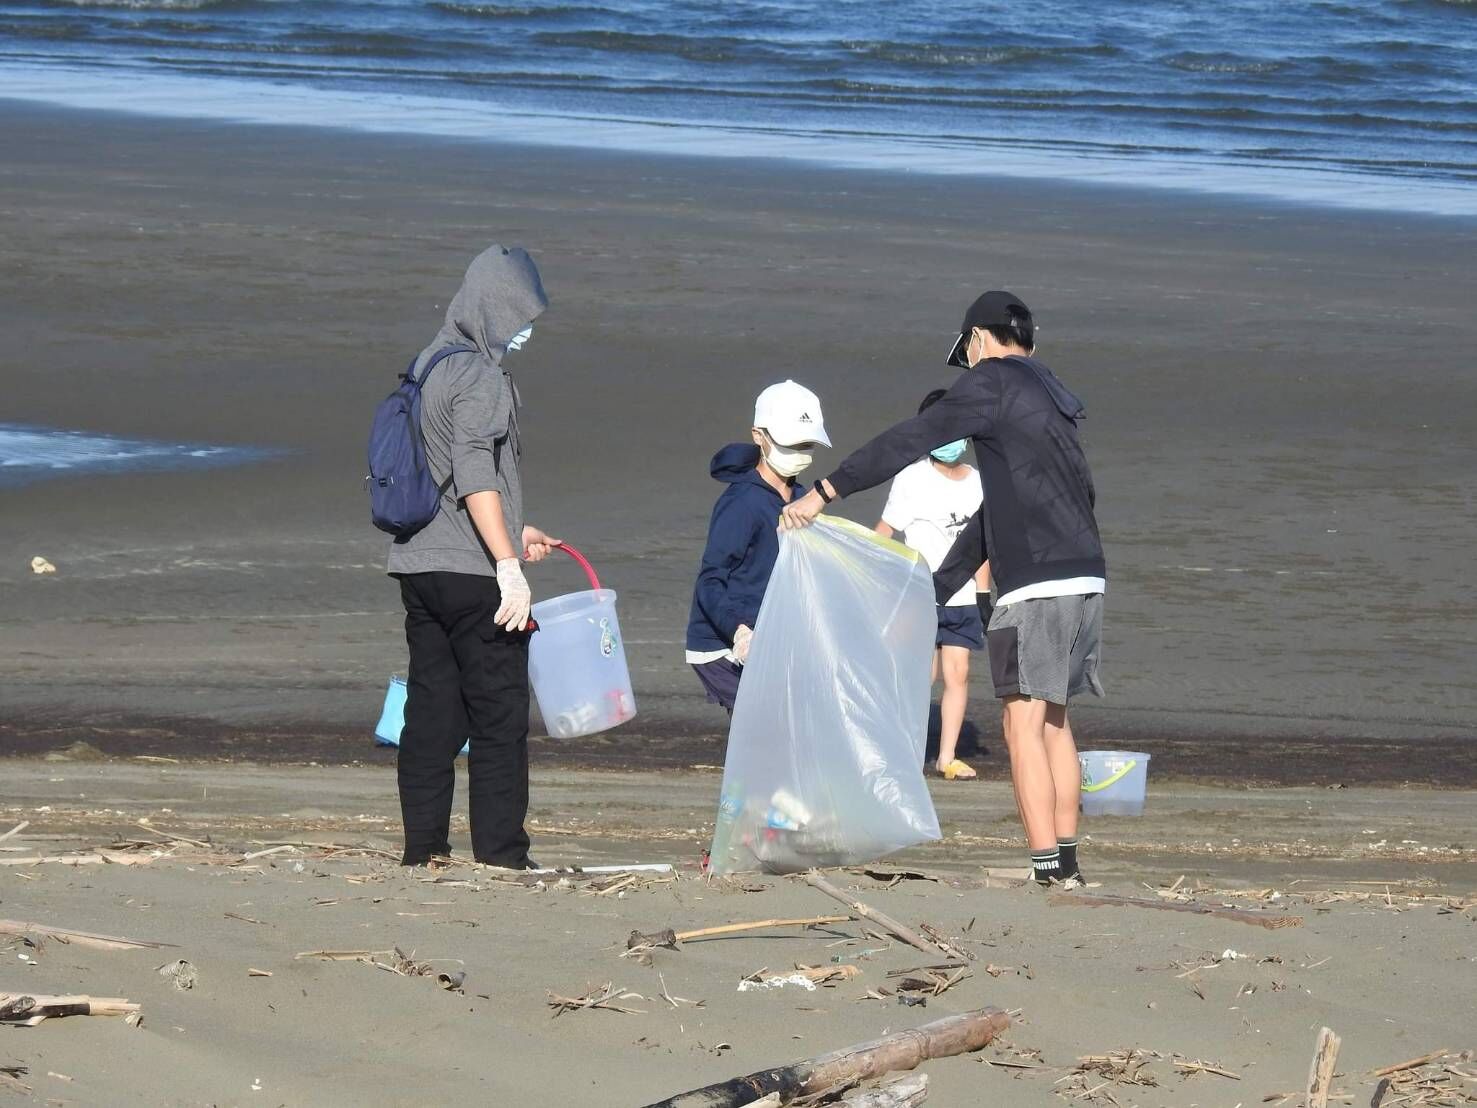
[{"xmin": 1079, "ymin": 750, "xmax": 1150, "ymax": 816}]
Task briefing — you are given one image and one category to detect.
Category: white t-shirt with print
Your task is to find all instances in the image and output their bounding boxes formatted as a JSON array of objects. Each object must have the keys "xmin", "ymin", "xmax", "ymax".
[{"xmin": 880, "ymin": 458, "xmax": 984, "ymax": 606}]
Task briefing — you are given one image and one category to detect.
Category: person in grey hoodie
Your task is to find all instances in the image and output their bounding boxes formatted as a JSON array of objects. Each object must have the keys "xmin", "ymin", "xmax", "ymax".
[{"xmin": 387, "ymin": 244, "xmax": 559, "ymax": 868}]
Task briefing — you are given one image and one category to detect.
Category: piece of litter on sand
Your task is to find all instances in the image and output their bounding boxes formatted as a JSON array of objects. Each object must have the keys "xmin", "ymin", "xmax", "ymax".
[
  {"xmin": 30, "ymin": 557, "xmax": 56, "ymax": 575},
  {"xmin": 247, "ymin": 969, "xmax": 272, "ymax": 978},
  {"xmin": 738, "ymin": 973, "xmax": 817, "ymax": 992},
  {"xmin": 157, "ymin": 959, "xmax": 197, "ymax": 990}
]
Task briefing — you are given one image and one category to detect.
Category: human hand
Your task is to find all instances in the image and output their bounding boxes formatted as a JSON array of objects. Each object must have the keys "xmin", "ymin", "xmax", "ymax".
[
  {"xmin": 779, "ymin": 487, "xmax": 826, "ymax": 531},
  {"xmin": 521, "ymin": 524, "xmax": 562, "ymax": 563},
  {"xmin": 733, "ymin": 624, "xmax": 753, "ymax": 664},
  {"xmin": 494, "ymin": 557, "xmax": 533, "ymax": 630}
]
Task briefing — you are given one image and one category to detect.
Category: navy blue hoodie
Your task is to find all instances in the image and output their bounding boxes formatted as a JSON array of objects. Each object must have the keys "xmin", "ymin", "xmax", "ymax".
[{"xmin": 686, "ymin": 444, "xmax": 800, "ymax": 655}]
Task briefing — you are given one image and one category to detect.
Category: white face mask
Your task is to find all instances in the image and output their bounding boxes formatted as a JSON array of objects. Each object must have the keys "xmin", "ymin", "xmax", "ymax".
[
  {"xmin": 763, "ymin": 439, "xmax": 813, "ymax": 479},
  {"xmin": 506, "ymin": 325, "xmax": 533, "ymax": 352}
]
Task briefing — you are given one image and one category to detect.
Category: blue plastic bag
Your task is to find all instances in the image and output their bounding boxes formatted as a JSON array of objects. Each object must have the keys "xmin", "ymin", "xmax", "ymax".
[
  {"xmin": 374, "ymin": 676, "xmax": 469, "ymax": 756},
  {"xmin": 708, "ymin": 518, "xmax": 941, "ymax": 875}
]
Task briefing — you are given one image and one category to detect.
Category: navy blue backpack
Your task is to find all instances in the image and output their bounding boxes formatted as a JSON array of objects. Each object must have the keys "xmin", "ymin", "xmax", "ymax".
[{"xmin": 367, "ymin": 344, "xmax": 475, "ymax": 536}]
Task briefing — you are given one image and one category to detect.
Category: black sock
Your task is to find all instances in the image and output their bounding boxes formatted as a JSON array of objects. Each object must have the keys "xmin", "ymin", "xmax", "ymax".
[
  {"xmin": 1030, "ymin": 848, "xmax": 1061, "ymax": 885},
  {"xmin": 1058, "ymin": 838, "xmax": 1079, "ymax": 878}
]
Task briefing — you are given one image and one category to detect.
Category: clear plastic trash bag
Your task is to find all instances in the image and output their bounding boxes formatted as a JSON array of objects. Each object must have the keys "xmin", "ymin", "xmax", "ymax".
[{"xmin": 708, "ymin": 517, "xmax": 941, "ymax": 875}]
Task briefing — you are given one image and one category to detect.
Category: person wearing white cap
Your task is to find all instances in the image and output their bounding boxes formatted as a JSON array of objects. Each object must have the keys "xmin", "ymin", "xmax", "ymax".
[{"xmin": 684, "ymin": 381, "xmax": 831, "ymax": 713}]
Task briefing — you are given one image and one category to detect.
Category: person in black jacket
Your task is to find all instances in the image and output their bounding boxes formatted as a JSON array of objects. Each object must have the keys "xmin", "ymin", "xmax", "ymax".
[{"xmin": 780, "ymin": 292, "xmax": 1104, "ymax": 887}]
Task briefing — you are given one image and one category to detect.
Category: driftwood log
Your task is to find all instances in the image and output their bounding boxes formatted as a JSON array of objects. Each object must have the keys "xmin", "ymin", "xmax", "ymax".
[
  {"xmin": 628, "ymin": 917, "xmax": 850, "ymax": 951},
  {"xmin": 0, "ymin": 919, "xmax": 174, "ymax": 951},
  {"xmin": 1047, "ymin": 893, "xmax": 1304, "ymax": 929},
  {"xmin": 0, "ymin": 994, "xmax": 140, "ymax": 1026},
  {"xmin": 1306, "ymin": 1026, "xmax": 1341, "ymax": 1108},
  {"xmin": 641, "ymin": 1007, "xmax": 1008, "ymax": 1108},
  {"xmin": 803, "ymin": 873, "xmax": 943, "ymax": 957}
]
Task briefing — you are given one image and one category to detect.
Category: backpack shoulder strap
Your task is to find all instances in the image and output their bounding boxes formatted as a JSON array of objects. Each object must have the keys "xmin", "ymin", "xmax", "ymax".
[{"xmin": 405, "ymin": 343, "xmax": 477, "ymax": 386}]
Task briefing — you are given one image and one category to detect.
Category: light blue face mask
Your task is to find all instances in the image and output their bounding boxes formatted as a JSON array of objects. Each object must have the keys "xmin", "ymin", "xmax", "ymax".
[
  {"xmin": 930, "ymin": 439, "xmax": 967, "ymax": 464},
  {"xmin": 506, "ymin": 325, "xmax": 533, "ymax": 352}
]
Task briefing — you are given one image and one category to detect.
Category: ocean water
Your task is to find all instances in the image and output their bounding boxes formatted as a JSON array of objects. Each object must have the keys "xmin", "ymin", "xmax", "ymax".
[
  {"xmin": 0, "ymin": 424, "xmax": 277, "ymax": 486},
  {"xmin": 1, "ymin": 0, "xmax": 1475, "ymax": 213}
]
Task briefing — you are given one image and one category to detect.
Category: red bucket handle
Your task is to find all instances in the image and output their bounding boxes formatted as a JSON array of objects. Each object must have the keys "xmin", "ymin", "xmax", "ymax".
[{"xmin": 552, "ymin": 543, "xmax": 602, "ymax": 590}]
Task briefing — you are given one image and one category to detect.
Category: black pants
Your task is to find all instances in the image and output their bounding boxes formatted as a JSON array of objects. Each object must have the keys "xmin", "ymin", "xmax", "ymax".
[{"xmin": 397, "ymin": 571, "xmax": 532, "ymax": 867}]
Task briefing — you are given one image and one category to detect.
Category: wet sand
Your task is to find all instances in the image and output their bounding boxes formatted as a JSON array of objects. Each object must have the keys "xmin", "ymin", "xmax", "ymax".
[
  {"xmin": 2, "ymin": 103, "xmax": 1475, "ymax": 785},
  {"xmin": 0, "ymin": 759, "xmax": 1472, "ymax": 1105}
]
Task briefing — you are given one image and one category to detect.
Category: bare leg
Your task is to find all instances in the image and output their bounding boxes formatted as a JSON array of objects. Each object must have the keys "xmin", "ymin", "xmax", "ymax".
[
  {"xmin": 935, "ymin": 645, "xmax": 974, "ymax": 775},
  {"xmin": 1000, "ymin": 694, "xmax": 1056, "ymax": 850},
  {"xmin": 1043, "ymin": 703, "xmax": 1080, "ymax": 840}
]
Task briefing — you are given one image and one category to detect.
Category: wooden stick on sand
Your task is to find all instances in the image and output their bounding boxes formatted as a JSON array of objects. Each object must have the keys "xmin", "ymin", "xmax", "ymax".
[
  {"xmin": 1048, "ymin": 892, "xmax": 1304, "ymax": 930},
  {"xmin": 803, "ymin": 873, "xmax": 943, "ymax": 957},
  {"xmin": 627, "ymin": 916, "xmax": 850, "ymax": 951},
  {"xmin": 642, "ymin": 1007, "xmax": 1008, "ymax": 1108},
  {"xmin": 0, "ymin": 919, "xmax": 174, "ymax": 952},
  {"xmin": 1306, "ymin": 1026, "xmax": 1341, "ymax": 1108},
  {"xmin": 0, "ymin": 994, "xmax": 140, "ymax": 1026}
]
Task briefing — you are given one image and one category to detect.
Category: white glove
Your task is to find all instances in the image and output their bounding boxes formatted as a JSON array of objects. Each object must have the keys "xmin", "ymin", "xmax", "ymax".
[
  {"xmin": 494, "ymin": 558, "xmax": 532, "ymax": 631},
  {"xmin": 732, "ymin": 624, "xmax": 753, "ymax": 664}
]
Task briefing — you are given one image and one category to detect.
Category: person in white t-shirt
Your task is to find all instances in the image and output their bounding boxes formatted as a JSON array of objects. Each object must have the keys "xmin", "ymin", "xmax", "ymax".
[{"xmin": 875, "ymin": 389, "xmax": 992, "ymax": 781}]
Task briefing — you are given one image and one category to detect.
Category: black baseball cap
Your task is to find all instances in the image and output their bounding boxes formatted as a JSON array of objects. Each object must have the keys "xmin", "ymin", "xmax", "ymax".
[{"xmin": 945, "ymin": 290, "xmax": 1031, "ymax": 368}]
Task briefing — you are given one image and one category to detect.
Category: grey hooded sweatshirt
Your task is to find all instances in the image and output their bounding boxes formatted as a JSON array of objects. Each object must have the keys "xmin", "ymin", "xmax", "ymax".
[{"xmin": 386, "ymin": 244, "xmax": 548, "ymax": 578}]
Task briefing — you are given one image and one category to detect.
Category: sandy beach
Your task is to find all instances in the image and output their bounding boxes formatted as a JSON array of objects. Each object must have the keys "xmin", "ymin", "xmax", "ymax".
[
  {"xmin": 1, "ymin": 98, "xmax": 1475, "ymax": 1105},
  {"xmin": 2, "ymin": 104, "xmax": 1475, "ymax": 783},
  {"xmin": 0, "ymin": 759, "xmax": 1473, "ymax": 1106}
]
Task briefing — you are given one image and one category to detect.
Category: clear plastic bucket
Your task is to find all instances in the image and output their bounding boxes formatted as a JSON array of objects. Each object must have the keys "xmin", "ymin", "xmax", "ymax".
[
  {"xmin": 1079, "ymin": 750, "xmax": 1150, "ymax": 816},
  {"xmin": 528, "ymin": 557, "xmax": 637, "ymax": 738}
]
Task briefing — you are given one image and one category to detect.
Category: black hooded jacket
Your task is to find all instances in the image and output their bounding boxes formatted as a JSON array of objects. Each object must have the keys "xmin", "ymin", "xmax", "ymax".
[{"xmin": 825, "ymin": 355, "xmax": 1105, "ymax": 599}]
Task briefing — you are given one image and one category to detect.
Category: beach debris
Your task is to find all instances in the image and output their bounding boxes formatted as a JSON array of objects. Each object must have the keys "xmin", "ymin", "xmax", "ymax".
[
  {"xmin": 641, "ymin": 1007, "xmax": 1009, "ymax": 1107},
  {"xmin": 0, "ymin": 1064, "xmax": 29, "ymax": 1094},
  {"xmin": 43, "ymin": 741, "xmax": 107, "ymax": 763},
  {"xmin": 892, "ymin": 967, "xmax": 970, "ymax": 999},
  {"xmin": 546, "ymin": 983, "xmax": 646, "ymax": 1016},
  {"xmin": 435, "ymin": 971, "xmax": 465, "ymax": 993},
  {"xmin": 1054, "ymin": 1049, "xmax": 1161, "ymax": 1102},
  {"xmin": 1306, "ymin": 1026, "xmax": 1341, "ymax": 1108},
  {"xmin": 916, "ymin": 922, "xmax": 974, "ymax": 962},
  {"xmin": 625, "ymin": 915, "xmax": 850, "ymax": 955},
  {"xmin": 1172, "ymin": 1058, "xmax": 1240, "ymax": 1080},
  {"xmin": 0, "ymin": 993, "xmax": 141, "ymax": 1026},
  {"xmin": 0, "ymin": 919, "xmax": 173, "ymax": 952},
  {"xmin": 294, "ymin": 947, "xmax": 464, "ymax": 988},
  {"xmin": 656, "ymin": 973, "xmax": 704, "ymax": 1009},
  {"xmin": 247, "ymin": 969, "xmax": 272, "ymax": 978},
  {"xmin": 802, "ymin": 873, "xmax": 951, "ymax": 958},
  {"xmin": 0, "ymin": 822, "xmax": 29, "ymax": 844},
  {"xmin": 1048, "ymin": 891, "xmax": 1304, "ymax": 929},
  {"xmin": 839, "ymin": 1071, "xmax": 929, "ymax": 1106},
  {"xmin": 739, "ymin": 973, "xmax": 818, "ymax": 993},
  {"xmin": 156, "ymin": 959, "xmax": 197, "ymax": 990},
  {"xmin": 1368, "ymin": 1048, "xmax": 1474, "ymax": 1106},
  {"xmin": 0, "ymin": 850, "xmax": 157, "ymax": 868},
  {"xmin": 739, "ymin": 964, "xmax": 861, "ymax": 991},
  {"xmin": 30, "ymin": 556, "xmax": 56, "ymax": 575}
]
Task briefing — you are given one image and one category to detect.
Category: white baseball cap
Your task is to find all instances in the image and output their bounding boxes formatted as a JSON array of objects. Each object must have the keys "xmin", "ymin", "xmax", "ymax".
[{"xmin": 753, "ymin": 380, "xmax": 831, "ymax": 448}]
